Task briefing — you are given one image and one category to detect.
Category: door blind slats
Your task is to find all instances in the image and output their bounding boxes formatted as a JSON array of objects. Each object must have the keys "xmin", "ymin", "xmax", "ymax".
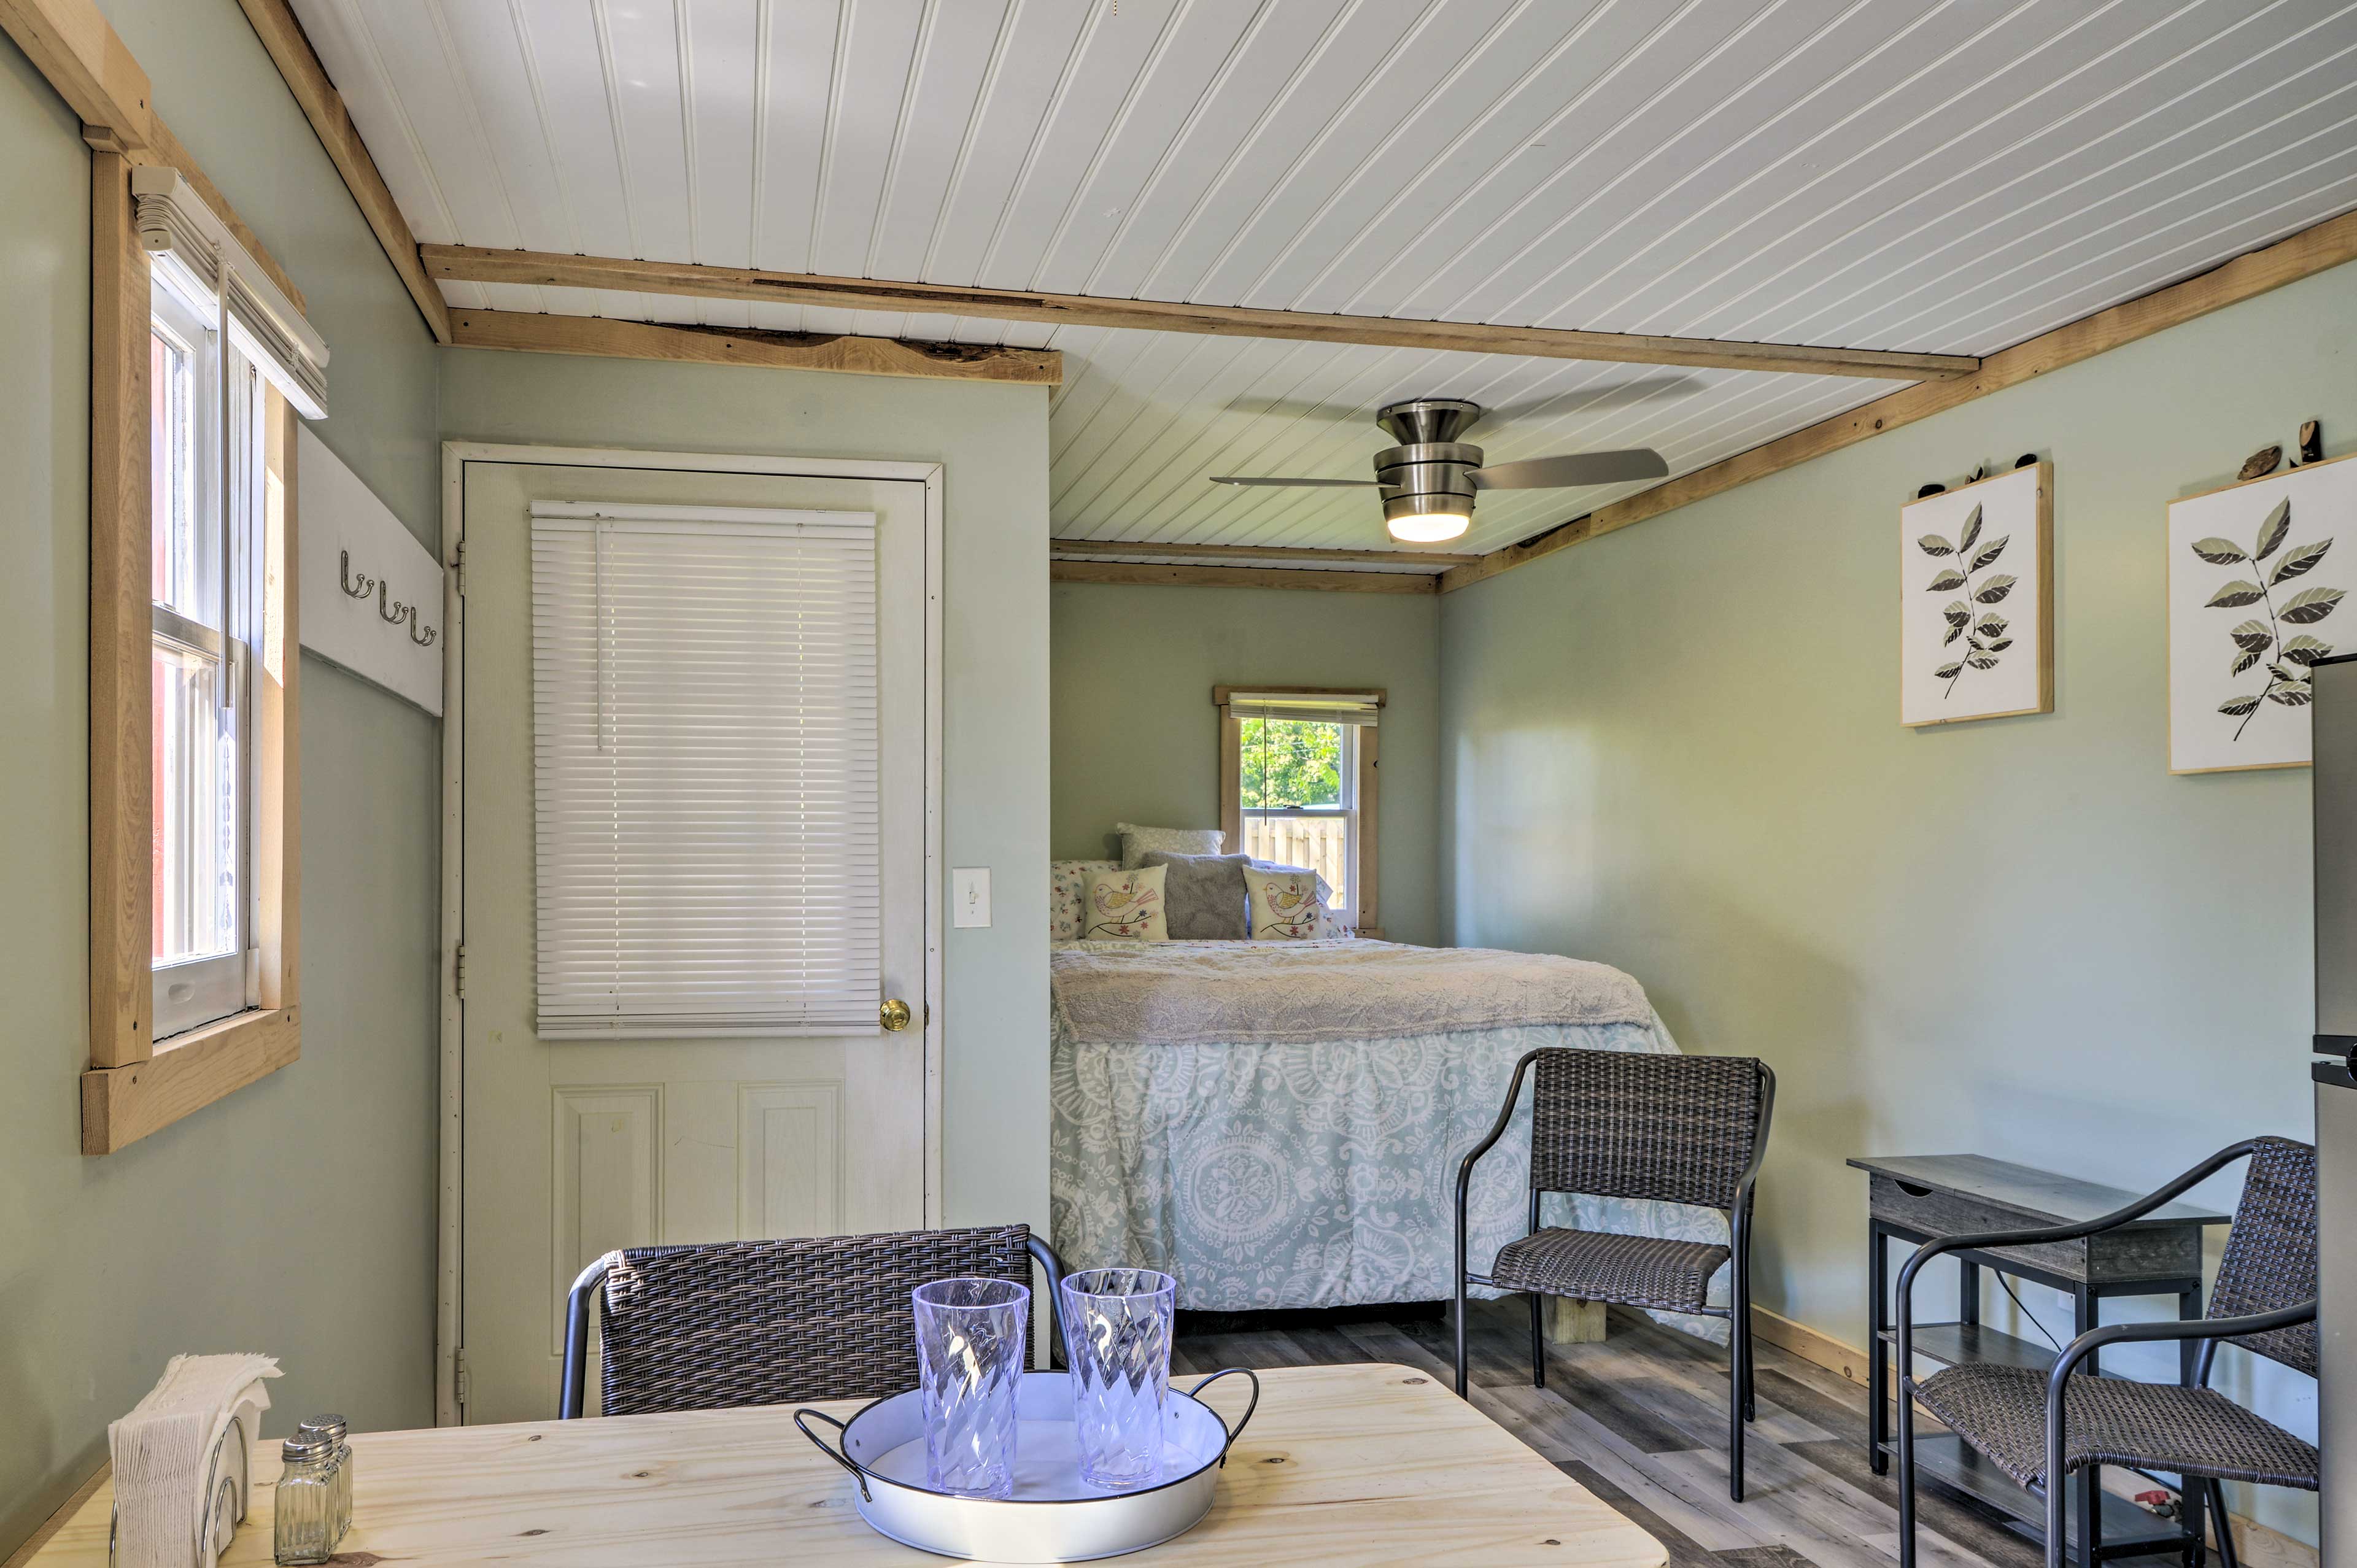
[{"xmin": 530, "ymin": 503, "xmax": 882, "ymax": 1038}]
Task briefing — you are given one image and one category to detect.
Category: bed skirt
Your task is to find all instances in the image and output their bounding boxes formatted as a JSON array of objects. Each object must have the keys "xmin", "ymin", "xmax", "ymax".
[{"xmin": 1048, "ymin": 1013, "xmax": 1730, "ymax": 1338}]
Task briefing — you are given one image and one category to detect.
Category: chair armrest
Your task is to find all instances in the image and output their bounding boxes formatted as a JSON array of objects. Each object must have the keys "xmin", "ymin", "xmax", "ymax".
[
  {"xmin": 1456, "ymin": 1050, "xmax": 1541, "ymax": 1210},
  {"xmin": 1455, "ymin": 1051, "xmax": 1542, "ymax": 1290},
  {"xmin": 559, "ymin": 1252, "xmax": 618, "ymax": 1419},
  {"xmin": 1895, "ymin": 1139, "xmax": 2261, "ymax": 1385},
  {"xmin": 2054, "ymin": 1299, "xmax": 2318, "ymax": 1369},
  {"xmin": 1027, "ymin": 1233, "xmax": 1067, "ymax": 1363},
  {"xmin": 1730, "ymin": 1062, "xmax": 1778, "ymax": 1220}
]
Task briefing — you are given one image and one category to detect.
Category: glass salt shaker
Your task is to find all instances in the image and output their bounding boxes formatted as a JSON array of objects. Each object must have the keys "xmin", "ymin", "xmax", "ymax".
[
  {"xmin": 273, "ymin": 1432, "xmax": 338, "ymax": 1566},
  {"xmin": 297, "ymin": 1414, "xmax": 352, "ymax": 1545}
]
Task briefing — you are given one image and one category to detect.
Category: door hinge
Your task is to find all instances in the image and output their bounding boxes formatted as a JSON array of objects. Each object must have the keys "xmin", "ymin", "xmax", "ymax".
[
  {"xmin": 452, "ymin": 540, "xmax": 466, "ymax": 598},
  {"xmin": 454, "ymin": 1346, "xmax": 471, "ymax": 1407},
  {"xmin": 453, "ymin": 943, "xmax": 468, "ymax": 1000}
]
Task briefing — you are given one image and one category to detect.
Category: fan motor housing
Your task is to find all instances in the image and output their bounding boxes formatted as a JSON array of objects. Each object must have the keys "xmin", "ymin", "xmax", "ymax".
[
  {"xmin": 1374, "ymin": 441, "xmax": 1482, "ymax": 525},
  {"xmin": 1374, "ymin": 398, "xmax": 1484, "ymax": 525}
]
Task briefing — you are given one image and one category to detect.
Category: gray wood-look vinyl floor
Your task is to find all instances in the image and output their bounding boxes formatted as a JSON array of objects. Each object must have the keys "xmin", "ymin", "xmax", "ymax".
[{"xmin": 1172, "ymin": 1298, "xmax": 2085, "ymax": 1568}]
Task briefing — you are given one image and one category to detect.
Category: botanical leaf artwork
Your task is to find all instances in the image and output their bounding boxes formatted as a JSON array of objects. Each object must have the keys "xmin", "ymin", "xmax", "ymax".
[
  {"xmin": 2190, "ymin": 496, "xmax": 2338, "ymax": 741},
  {"xmin": 1901, "ymin": 465, "xmax": 2048, "ymax": 728},
  {"xmin": 1916, "ymin": 504, "xmax": 2015, "ymax": 697}
]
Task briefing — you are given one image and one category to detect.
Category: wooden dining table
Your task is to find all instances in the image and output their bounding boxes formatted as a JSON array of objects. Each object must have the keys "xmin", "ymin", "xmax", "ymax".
[{"xmin": 16, "ymin": 1362, "xmax": 1665, "ymax": 1567}]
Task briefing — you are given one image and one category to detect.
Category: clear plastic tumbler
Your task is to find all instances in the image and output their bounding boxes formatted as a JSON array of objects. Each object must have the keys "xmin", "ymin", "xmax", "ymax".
[
  {"xmin": 911, "ymin": 1276, "xmax": 1031, "ymax": 1499},
  {"xmin": 1057, "ymin": 1268, "xmax": 1178, "ymax": 1491}
]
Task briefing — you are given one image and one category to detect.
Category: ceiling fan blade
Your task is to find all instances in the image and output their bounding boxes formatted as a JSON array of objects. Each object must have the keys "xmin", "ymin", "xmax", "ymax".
[
  {"xmin": 1474, "ymin": 376, "xmax": 1705, "ymax": 428},
  {"xmin": 1208, "ymin": 476, "xmax": 1379, "ymax": 487},
  {"xmin": 1467, "ymin": 449, "xmax": 1668, "ymax": 490}
]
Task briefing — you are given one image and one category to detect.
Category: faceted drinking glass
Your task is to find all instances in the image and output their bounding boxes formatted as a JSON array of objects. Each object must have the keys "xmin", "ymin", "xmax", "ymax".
[
  {"xmin": 911, "ymin": 1276, "xmax": 1030, "ymax": 1499},
  {"xmin": 1057, "ymin": 1268, "xmax": 1177, "ymax": 1491}
]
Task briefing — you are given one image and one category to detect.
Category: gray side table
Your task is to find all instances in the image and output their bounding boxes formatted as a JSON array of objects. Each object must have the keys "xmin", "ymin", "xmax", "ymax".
[{"xmin": 1851, "ymin": 1153, "xmax": 2231, "ymax": 1568}]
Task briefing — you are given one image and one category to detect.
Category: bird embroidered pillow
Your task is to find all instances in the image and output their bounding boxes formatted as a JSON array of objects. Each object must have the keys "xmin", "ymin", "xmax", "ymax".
[
  {"xmin": 1082, "ymin": 864, "xmax": 1169, "ymax": 942},
  {"xmin": 1242, "ymin": 865, "xmax": 1325, "ymax": 940}
]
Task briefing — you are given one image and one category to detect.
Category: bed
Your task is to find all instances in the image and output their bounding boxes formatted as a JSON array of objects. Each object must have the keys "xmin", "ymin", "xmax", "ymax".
[{"xmin": 1047, "ymin": 933, "xmax": 1731, "ymax": 1329}]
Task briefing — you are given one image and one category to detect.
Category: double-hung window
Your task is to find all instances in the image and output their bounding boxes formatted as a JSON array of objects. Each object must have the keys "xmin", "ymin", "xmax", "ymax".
[
  {"xmin": 149, "ymin": 265, "xmax": 266, "ymax": 1038},
  {"xmin": 83, "ymin": 159, "xmax": 323, "ymax": 1153},
  {"xmin": 1215, "ymin": 687, "xmax": 1384, "ymax": 935}
]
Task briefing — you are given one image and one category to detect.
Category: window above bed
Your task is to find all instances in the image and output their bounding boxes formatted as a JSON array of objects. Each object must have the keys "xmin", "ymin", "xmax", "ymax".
[{"xmin": 1213, "ymin": 687, "xmax": 1382, "ymax": 938}]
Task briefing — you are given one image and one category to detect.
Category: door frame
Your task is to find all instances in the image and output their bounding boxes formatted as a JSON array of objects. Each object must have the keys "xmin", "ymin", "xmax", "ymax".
[{"xmin": 434, "ymin": 441, "xmax": 946, "ymax": 1426}]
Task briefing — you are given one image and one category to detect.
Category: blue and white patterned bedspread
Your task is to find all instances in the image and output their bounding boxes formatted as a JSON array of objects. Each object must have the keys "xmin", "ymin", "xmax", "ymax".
[{"xmin": 1048, "ymin": 983, "xmax": 1730, "ymax": 1335}]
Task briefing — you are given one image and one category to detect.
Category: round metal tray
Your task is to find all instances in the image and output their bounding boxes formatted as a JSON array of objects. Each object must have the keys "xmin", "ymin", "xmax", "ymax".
[{"xmin": 797, "ymin": 1368, "xmax": 1258, "ymax": 1564}]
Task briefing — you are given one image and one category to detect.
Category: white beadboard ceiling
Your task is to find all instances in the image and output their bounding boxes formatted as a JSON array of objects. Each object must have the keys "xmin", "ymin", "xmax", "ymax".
[{"xmin": 289, "ymin": 0, "xmax": 2357, "ymax": 555}]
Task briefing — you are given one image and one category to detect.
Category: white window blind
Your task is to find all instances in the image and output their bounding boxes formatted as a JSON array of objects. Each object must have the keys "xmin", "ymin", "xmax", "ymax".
[
  {"xmin": 130, "ymin": 166, "xmax": 329, "ymax": 419},
  {"xmin": 530, "ymin": 502, "xmax": 881, "ymax": 1038},
  {"xmin": 1225, "ymin": 691, "xmax": 1381, "ymax": 727}
]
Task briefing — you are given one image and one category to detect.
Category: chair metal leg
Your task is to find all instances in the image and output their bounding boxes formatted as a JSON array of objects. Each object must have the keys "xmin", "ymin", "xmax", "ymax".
[
  {"xmin": 1728, "ymin": 1331, "xmax": 1746, "ymax": 1503},
  {"xmin": 1739, "ymin": 1204, "xmax": 1758, "ymax": 1424},
  {"xmin": 2208, "ymin": 1482, "xmax": 2239, "ymax": 1568},
  {"xmin": 1530, "ymin": 1292, "xmax": 1546, "ymax": 1388},
  {"xmin": 1453, "ymin": 1271, "xmax": 1471, "ymax": 1399},
  {"xmin": 2045, "ymin": 1444, "xmax": 2069, "ymax": 1568},
  {"xmin": 1896, "ymin": 1370, "xmax": 1918, "ymax": 1568},
  {"xmin": 1727, "ymin": 1229, "xmax": 1751, "ymax": 1500}
]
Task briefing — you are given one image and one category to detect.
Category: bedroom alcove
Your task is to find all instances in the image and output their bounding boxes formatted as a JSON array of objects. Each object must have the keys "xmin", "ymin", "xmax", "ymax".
[{"xmin": 2, "ymin": 1, "xmax": 2349, "ymax": 1564}]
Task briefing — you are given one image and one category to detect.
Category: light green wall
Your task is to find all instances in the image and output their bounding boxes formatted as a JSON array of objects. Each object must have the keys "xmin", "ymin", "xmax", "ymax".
[
  {"xmin": 438, "ymin": 351, "xmax": 1052, "ymax": 1235},
  {"xmin": 1441, "ymin": 258, "xmax": 2357, "ymax": 1545},
  {"xmin": 1, "ymin": 1, "xmax": 444, "ymax": 1554},
  {"xmin": 1050, "ymin": 582, "xmax": 1442, "ymax": 946}
]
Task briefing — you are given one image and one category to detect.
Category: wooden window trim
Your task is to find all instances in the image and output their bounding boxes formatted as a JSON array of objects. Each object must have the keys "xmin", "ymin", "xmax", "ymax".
[
  {"xmin": 82, "ymin": 151, "xmax": 303, "ymax": 1156},
  {"xmin": 1213, "ymin": 685, "xmax": 1384, "ymax": 938}
]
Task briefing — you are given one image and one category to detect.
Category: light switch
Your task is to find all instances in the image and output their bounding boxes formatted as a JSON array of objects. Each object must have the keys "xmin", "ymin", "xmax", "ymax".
[{"xmin": 952, "ymin": 867, "xmax": 992, "ymax": 928}]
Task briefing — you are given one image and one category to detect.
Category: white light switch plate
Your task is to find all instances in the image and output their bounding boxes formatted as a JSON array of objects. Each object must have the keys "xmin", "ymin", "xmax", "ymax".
[{"xmin": 952, "ymin": 868, "xmax": 991, "ymax": 928}]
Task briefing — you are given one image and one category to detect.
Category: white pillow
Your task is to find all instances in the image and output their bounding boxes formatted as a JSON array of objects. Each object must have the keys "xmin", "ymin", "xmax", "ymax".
[
  {"xmin": 1081, "ymin": 865, "xmax": 1169, "ymax": 942},
  {"xmin": 1050, "ymin": 860, "xmax": 1120, "ymax": 942},
  {"xmin": 1117, "ymin": 822, "xmax": 1225, "ymax": 868},
  {"xmin": 1242, "ymin": 865, "xmax": 1326, "ymax": 940}
]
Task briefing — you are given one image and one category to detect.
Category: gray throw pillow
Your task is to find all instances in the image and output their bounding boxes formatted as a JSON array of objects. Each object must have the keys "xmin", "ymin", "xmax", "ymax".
[{"xmin": 1139, "ymin": 851, "xmax": 1252, "ymax": 940}]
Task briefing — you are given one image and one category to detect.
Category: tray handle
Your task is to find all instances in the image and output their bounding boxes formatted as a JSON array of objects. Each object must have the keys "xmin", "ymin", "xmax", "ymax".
[
  {"xmin": 794, "ymin": 1408, "xmax": 872, "ymax": 1502},
  {"xmin": 1185, "ymin": 1367, "xmax": 1261, "ymax": 1467}
]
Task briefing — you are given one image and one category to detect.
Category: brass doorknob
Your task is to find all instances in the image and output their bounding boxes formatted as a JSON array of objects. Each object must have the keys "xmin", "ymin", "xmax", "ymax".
[{"xmin": 879, "ymin": 998, "xmax": 913, "ymax": 1032}]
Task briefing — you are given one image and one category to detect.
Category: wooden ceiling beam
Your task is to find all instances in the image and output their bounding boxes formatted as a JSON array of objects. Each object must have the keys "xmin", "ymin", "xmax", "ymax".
[
  {"xmin": 1050, "ymin": 538, "xmax": 1479, "ymax": 570},
  {"xmin": 422, "ymin": 245, "xmax": 1979, "ymax": 382},
  {"xmin": 2, "ymin": 0, "xmax": 308, "ymax": 313},
  {"xmin": 230, "ymin": 0, "xmax": 453, "ymax": 343},
  {"xmin": 1441, "ymin": 206, "xmax": 2357, "ymax": 594},
  {"xmin": 449, "ymin": 308, "xmax": 1062, "ymax": 385},
  {"xmin": 1051, "ymin": 560, "xmax": 1438, "ymax": 595},
  {"xmin": 0, "ymin": 0, "xmax": 152, "ymax": 152}
]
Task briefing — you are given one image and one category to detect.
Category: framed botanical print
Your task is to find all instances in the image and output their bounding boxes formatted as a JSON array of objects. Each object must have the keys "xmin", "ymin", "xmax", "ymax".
[
  {"xmin": 2169, "ymin": 452, "xmax": 2357, "ymax": 773},
  {"xmin": 1900, "ymin": 463, "xmax": 2053, "ymax": 727}
]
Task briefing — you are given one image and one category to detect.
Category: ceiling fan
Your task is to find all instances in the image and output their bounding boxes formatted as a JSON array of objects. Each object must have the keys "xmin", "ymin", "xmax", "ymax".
[{"xmin": 1210, "ymin": 398, "xmax": 1667, "ymax": 544}]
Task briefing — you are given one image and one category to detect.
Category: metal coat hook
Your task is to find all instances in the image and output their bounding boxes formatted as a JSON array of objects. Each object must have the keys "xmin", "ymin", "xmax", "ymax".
[
  {"xmin": 411, "ymin": 614, "xmax": 439, "ymax": 647},
  {"xmin": 377, "ymin": 581, "xmax": 411, "ymax": 625},
  {"xmin": 339, "ymin": 549, "xmax": 374, "ymax": 598}
]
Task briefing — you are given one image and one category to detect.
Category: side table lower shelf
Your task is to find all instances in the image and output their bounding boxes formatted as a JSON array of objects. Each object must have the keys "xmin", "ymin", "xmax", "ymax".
[{"xmin": 1879, "ymin": 1434, "xmax": 2183, "ymax": 1559}]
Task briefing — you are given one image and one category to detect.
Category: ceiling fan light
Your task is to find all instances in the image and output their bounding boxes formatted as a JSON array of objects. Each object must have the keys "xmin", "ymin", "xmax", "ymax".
[{"xmin": 1387, "ymin": 509, "xmax": 1470, "ymax": 544}]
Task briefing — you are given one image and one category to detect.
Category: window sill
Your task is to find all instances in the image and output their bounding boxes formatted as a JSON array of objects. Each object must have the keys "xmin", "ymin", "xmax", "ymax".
[{"xmin": 80, "ymin": 1005, "xmax": 301, "ymax": 1155}]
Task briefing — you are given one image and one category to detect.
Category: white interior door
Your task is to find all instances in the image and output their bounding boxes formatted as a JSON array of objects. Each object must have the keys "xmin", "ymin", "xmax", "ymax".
[{"xmin": 457, "ymin": 459, "xmax": 930, "ymax": 1426}]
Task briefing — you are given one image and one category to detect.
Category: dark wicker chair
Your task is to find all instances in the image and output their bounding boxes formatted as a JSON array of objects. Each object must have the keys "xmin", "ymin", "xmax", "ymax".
[
  {"xmin": 1454, "ymin": 1048, "xmax": 1775, "ymax": 1500},
  {"xmin": 559, "ymin": 1224, "xmax": 1064, "ymax": 1418},
  {"xmin": 1895, "ymin": 1137, "xmax": 2318, "ymax": 1568}
]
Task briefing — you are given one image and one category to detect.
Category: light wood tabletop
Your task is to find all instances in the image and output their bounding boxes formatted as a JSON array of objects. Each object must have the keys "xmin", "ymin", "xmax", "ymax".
[{"xmin": 18, "ymin": 1362, "xmax": 1665, "ymax": 1567}]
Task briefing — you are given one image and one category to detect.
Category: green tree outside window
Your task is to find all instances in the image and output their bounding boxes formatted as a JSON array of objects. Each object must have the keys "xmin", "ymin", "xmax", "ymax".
[{"xmin": 1240, "ymin": 718, "xmax": 1344, "ymax": 809}]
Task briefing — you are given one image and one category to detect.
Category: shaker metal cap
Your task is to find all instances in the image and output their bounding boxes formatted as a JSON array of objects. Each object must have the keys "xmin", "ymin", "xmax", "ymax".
[
  {"xmin": 282, "ymin": 1431, "xmax": 334, "ymax": 1461},
  {"xmin": 298, "ymin": 1413, "xmax": 349, "ymax": 1441}
]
